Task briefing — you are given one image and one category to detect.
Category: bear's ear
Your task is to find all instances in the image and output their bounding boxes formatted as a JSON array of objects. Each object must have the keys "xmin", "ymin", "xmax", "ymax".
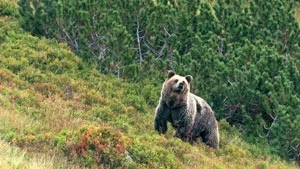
[
  {"xmin": 167, "ymin": 70, "xmax": 176, "ymax": 79},
  {"xmin": 185, "ymin": 75, "xmax": 193, "ymax": 83}
]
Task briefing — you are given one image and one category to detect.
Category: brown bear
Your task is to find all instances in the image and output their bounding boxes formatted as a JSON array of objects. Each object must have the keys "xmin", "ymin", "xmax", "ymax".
[{"xmin": 154, "ymin": 70, "xmax": 219, "ymax": 148}]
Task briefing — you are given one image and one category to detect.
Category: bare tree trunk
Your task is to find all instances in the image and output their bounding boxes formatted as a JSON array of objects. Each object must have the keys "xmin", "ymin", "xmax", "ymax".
[{"xmin": 136, "ymin": 21, "xmax": 143, "ymax": 65}]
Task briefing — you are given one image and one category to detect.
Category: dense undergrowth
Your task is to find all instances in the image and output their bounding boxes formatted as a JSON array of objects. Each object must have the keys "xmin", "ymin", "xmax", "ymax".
[{"xmin": 0, "ymin": 0, "xmax": 299, "ymax": 168}]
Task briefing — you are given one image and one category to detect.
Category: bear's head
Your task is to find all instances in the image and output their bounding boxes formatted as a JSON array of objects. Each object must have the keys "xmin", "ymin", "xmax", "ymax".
[
  {"xmin": 161, "ymin": 70, "xmax": 193, "ymax": 108},
  {"xmin": 165, "ymin": 70, "xmax": 193, "ymax": 93}
]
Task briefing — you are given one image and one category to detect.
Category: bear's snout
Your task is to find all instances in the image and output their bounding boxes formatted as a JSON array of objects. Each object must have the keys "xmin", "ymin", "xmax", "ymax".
[
  {"xmin": 174, "ymin": 81, "xmax": 185, "ymax": 92},
  {"xmin": 178, "ymin": 82, "xmax": 184, "ymax": 89}
]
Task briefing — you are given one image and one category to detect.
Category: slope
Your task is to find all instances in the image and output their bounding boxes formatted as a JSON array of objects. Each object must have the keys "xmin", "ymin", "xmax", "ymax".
[{"xmin": 0, "ymin": 1, "xmax": 298, "ymax": 168}]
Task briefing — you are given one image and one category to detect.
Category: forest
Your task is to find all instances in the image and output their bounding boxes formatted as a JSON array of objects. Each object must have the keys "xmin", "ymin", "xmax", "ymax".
[{"xmin": 0, "ymin": 0, "xmax": 299, "ymax": 168}]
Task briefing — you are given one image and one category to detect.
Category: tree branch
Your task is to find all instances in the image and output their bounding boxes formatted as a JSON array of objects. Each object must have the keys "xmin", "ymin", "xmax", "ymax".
[
  {"xmin": 136, "ymin": 21, "xmax": 143, "ymax": 65},
  {"xmin": 259, "ymin": 114, "xmax": 278, "ymax": 143}
]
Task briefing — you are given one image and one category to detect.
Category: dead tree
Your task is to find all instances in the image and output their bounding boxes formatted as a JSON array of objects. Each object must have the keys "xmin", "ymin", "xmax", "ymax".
[
  {"xmin": 136, "ymin": 21, "xmax": 144, "ymax": 65},
  {"xmin": 286, "ymin": 143, "xmax": 299, "ymax": 162},
  {"xmin": 259, "ymin": 113, "xmax": 278, "ymax": 143},
  {"xmin": 143, "ymin": 27, "xmax": 173, "ymax": 59}
]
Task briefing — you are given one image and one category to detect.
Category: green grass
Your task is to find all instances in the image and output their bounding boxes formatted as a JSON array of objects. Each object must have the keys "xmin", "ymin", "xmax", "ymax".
[
  {"xmin": 0, "ymin": 1, "xmax": 299, "ymax": 168},
  {"xmin": 0, "ymin": 138, "xmax": 68, "ymax": 169}
]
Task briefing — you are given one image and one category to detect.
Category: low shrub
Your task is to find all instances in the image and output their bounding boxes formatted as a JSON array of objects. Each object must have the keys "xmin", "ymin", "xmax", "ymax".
[{"xmin": 68, "ymin": 125, "xmax": 130, "ymax": 168}]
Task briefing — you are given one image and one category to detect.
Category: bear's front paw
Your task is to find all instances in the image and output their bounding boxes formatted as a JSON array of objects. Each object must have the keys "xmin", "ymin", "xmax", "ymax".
[
  {"xmin": 154, "ymin": 120, "xmax": 167, "ymax": 134},
  {"xmin": 174, "ymin": 129, "xmax": 188, "ymax": 140}
]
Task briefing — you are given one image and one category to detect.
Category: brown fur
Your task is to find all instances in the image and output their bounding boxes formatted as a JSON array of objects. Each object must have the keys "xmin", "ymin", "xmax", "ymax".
[{"xmin": 154, "ymin": 70, "xmax": 219, "ymax": 148}]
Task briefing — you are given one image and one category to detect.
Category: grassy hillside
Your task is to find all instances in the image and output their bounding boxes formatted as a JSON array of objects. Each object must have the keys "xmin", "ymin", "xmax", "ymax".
[{"xmin": 0, "ymin": 1, "xmax": 299, "ymax": 168}]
